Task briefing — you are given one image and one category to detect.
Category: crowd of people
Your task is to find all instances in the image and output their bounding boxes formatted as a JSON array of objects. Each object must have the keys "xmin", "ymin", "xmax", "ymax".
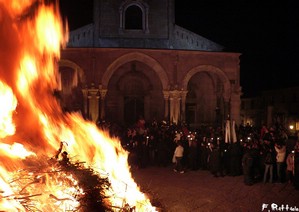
[{"xmin": 97, "ymin": 117, "xmax": 299, "ymax": 190}]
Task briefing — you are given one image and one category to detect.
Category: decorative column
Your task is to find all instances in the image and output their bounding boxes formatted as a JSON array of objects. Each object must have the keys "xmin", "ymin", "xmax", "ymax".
[
  {"xmin": 119, "ymin": 8, "xmax": 124, "ymax": 33},
  {"xmin": 180, "ymin": 90, "xmax": 188, "ymax": 123},
  {"xmin": 169, "ymin": 95, "xmax": 174, "ymax": 124},
  {"xmin": 215, "ymin": 91, "xmax": 224, "ymax": 127},
  {"xmin": 144, "ymin": 95, "xmax": 150, "ymax": 121},
  {"xmin": 87, "ymin": 84, "xmax": 100, "ymax": 122},
  {"xmin": 163, "ymin": 90, "xmax": 170, "ymax": 121},
  {"xmin": 169, "ymin": 90, "xmax": 181, "ymax": 124},
  {"xmin": 223, "ymin": 97, "xmax": 231, "ymax": 126},
  {"xmin": 230, "ymin": 86, "xmax": 242, "ymax": 125},
  {"xmin": 144, "ymin": 6, "xmax": 150, "ymax": 33},
  {"xmin": 82, "ymin": 85, "xmax": 89, "ymax": 118},
  {"xmin": 99, "ymin": 88, "xmax": 107, "ymax": 120}
]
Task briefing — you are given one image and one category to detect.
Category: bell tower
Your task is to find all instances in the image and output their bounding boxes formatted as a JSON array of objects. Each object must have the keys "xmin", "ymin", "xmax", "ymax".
[{"xmin": 92, "ymin": 0, "xmax": 175, "ymax": 48}]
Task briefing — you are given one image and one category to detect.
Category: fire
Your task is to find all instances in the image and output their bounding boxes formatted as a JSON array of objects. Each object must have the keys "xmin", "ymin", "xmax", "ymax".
[
  {"xmin": 0, "ymin": 0, "xmax": 156, "ymax": 211},
  {"xmin": 0, "ymin": 81, "xmax": 17, "ymax": 138}
]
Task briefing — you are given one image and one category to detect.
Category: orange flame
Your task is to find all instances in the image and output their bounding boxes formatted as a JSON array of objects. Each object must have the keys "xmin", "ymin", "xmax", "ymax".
[
  {"xmin": 0, "ymin": 81, "xmax": 17, "ymax": 138},
  {"xmin": 0, "ymin": 0, "xmax": 156, "ymax": 211}
]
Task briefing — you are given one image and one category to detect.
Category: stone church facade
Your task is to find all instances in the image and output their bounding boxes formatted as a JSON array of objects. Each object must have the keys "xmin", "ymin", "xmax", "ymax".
[{"xmin": 59, "ymin": 0, "xmax": 241, "ymax": 128}]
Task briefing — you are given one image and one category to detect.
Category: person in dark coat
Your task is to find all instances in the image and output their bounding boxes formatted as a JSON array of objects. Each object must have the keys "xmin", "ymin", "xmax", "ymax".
[
  {"xmin": 229, "ymin": 141, "xmax": 243, "ymax": 176},
  {"xmin": 242, "ymin": 145, "xmax": 254, "ymax": 185},
  {"xmin": 188, "ymin": 139, "xmax": 198, "ymax": 170},
  {"xmin": 209, "ymin": 143, "xmax": 223, "ymax": 177},
  {"xmin": 199, "ymin": 140, "xmax": 209, "ymax": 170},
  {"xmin": 263, "ymin": 141, "xmax": 275, "ymax": 184},
  {"xmin": 294, "ymin": 141, "xmax": 299, "ymax": 190}
]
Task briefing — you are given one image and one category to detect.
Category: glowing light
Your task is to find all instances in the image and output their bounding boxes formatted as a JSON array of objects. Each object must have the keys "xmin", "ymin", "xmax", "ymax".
[
  {"xmin": 0, "ymin": 143, "xmax": 36, "ymax": 159},
  {"xmin": 0, "ymin": 0, "xmax": 156, "ymax": 210},
  {"xmin": 0, "ymin": 81, "xmax": 17, "ymax": 138}
]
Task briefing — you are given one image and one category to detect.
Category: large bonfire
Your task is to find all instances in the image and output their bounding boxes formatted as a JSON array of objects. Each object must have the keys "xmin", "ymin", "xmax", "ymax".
[{"xmin": 0, "ymin": 0, "xmax": 156, "ymax": 211}]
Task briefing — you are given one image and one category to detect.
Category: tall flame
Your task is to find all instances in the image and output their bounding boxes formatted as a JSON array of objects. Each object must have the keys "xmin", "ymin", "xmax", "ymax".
[
  {"xmin": 0, "ymin": 81, "xmax": 17, "ymax": 138},
  {"xmin": 0, "ymin": 0, "xmax": 156, "ymax": 211}
]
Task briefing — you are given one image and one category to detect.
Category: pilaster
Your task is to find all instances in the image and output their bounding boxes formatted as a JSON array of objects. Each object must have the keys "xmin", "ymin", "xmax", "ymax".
[
  {"xmin": 180, "ymin": 90, "xmax": 188, "ymax": 123},
  {"xmin": 99, "ymin": 88, "xmax": 107, "ymax": 120},
  {"xmin": 169, "ymin": 90, "xmax": 181, "ymax": 124},
  {"xmin": 163, "ymin": 90, "xmax": 170, "ymax": 121}
]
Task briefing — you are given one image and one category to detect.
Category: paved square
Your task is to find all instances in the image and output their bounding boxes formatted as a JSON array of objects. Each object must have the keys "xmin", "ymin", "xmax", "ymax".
[{"xmin": 132, "ymin": 167, "xmax": 299, "ymax": 212}]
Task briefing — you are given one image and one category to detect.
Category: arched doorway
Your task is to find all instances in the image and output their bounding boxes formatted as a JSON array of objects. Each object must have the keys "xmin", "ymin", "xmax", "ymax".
[
  {"xmin": 105, "ymin": 61, "xmax": 164, "ymax": 125},
  {"xmin": 121, "ymin": 71, "xmax": 148, "ymax": 125},
  {"xmin": 124, "ymin": 96, "xmax": 144, "ymax": 125},
  {"xmin": 185, "ymin": 71, "xmax": 223, "ymax": 128},
  {"xmin": 182, "ymin": 65, "xmax": 231, "ymax": 129}
]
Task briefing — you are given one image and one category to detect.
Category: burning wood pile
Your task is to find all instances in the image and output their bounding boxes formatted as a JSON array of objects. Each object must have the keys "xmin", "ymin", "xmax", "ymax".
[
  {"xmin": 1, "ymin": 142, "xmax": 154, "ymax": 211},
  {"xmin": 0, "ymin": 0, "xmax": 157, "ymax": 211},
  {"xmin": 2, "ymin": 142, "xmax": 109, "ymax": 211}
]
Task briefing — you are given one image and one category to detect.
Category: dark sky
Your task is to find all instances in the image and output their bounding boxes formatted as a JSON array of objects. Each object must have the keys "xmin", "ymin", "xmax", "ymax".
[{"xmin": 59, "ymin": 0, "xmax": 299, "ymax": 97}]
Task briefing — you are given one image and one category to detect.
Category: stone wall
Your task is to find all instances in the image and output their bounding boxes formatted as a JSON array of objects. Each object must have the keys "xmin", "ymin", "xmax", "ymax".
[{"xmin": 60, "ymin": 48, "xmax": 241, "ymax": 125}]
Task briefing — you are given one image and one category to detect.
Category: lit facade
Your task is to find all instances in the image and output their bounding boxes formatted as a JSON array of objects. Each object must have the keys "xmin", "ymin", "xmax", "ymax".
[{"xmin": 59, "ymin": 0, "xmax": 241, "ymax": 128}]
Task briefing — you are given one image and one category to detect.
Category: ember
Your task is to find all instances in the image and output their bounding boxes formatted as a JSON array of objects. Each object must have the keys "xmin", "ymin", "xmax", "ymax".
[
  {"xmin": 0, "ymin": 0, "xmax": 156, "ymax": 211},
  {"xmin": 3, "ymin": 145, "xmax": 111, "ymax": 211}
]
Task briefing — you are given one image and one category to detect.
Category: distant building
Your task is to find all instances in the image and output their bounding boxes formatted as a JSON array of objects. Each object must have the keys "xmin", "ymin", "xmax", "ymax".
[
  {"xmin": 241, "ymin": 87, "xmax": 299, "ymax": 131},
  {"xmin": 59, "ymin": 0, "xmax": 241, "ymax": 128}
]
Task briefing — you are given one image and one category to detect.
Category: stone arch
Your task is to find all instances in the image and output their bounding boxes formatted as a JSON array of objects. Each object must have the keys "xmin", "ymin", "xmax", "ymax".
[
  {"xmin": 102, "ymin": 52, "xmax": 169, "ymax": 90},
  {"xmin": 182, "ymin": 65, "xmax": 231, "ymax": 101},
  {"xmin": 58, "ymin": 59, "xmax": 86, "ymax": 84}
]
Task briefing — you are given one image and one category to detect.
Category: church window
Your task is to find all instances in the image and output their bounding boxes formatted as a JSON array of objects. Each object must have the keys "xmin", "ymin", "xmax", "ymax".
[
  {"xmin": 125, "ymin": 5, "xmax": 142, "ymax": 29},
  {"xmin": 119, "ymin": 0, "xmax": 149, "ymax": 33}
]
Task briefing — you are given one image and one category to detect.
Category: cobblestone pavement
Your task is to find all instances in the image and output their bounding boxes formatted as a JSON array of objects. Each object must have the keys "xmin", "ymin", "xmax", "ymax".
[{"xmin": 132, "ymin": 167, "xmax": 299, "ymax": 212}]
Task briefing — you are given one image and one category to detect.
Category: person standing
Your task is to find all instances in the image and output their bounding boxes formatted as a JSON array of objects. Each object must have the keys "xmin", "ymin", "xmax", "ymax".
[
  {"xmin": 274, "ymin": 142, "xmax": 286, "ymax": 183},
  {"xmin": 173, "ymin": 141, "xmax": 184, "ymax": 173},
  {"xmin": 209, "ymin": 143, "xmax": 223, "ymax": 177},
  {"xmin": 286, "ymin": 150, "xmax": 295, "ymax": 184},
  {"xmin": 188, "ymin": 138, "xmax": 198, "ymax": 170},
  {"xmin": 242, "ymin": 145, "xmax": 254, "ymax": 185},
  {"xmin": 263, "ymin": 142, "xmax": 275, "ymax": 184},
  {"xmin": 294, "ymin": 141, "xmax": 299, "ymax": 190},
  {"xmin": 229, "ymin": 141, "xmax": 243, "ymax": 176}
]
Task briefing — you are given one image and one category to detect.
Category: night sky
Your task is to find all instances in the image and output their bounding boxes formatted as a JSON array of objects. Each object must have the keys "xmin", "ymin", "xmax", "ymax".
[{"xmin": 59, "ymin": 0, "xmax": 299, "ymax": 98}]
